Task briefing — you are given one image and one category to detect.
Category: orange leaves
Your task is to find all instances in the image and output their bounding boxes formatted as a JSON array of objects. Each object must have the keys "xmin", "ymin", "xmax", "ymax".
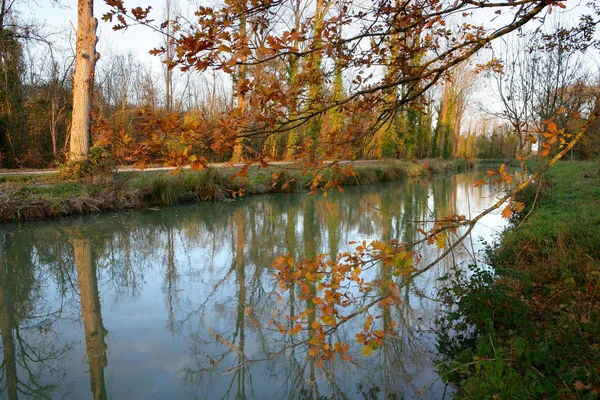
[
  {"xmin": 501, "ymin": 198, "xmax": 527, "ymax": 219},
  {"xmin": 482, "ymin": 164, "xmax": 514, "ymax": 186},
  {"xmin": 355, "ymin": 313, "xmax": 391, "ymax": 358},
  {"xmin": 289, "ymin": 323, "xmax": 303, "ymax": 336},
  {"xmin": 538, "ymin": 115, "xmax": 574, "ymax": 157},
  {"xmin": 271, "ymin": 239, "xmax": 408, "ymax": 365},
  {"xmin": 311, "ymin": 320, "xmax": 322, "ymax": 331},
  {"xmin": 540, "ymin": 142, "xmax": 552, "ymax": 157},
  {"xmin": 344, "ymin": 164, "xmax": 355, "ymax": 177}
]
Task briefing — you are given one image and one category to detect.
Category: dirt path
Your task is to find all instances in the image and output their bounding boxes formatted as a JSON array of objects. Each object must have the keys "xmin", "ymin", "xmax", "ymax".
[{"xmin": 0, "ymin": 160, "xmax": 379, "ymax": 177}]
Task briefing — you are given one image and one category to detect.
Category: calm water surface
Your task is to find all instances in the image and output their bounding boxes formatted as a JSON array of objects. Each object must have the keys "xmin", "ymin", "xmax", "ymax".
[{"xmin": 0, "ymin": 172, "xmax": 505, "ymax": 399}]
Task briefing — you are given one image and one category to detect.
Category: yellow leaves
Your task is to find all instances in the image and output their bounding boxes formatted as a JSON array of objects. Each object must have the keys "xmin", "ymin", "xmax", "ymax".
[
  {"xmin": 390, "ymin": 251, "xmax": 415, "ymax": 275},
  {"xmin": 362, "ymin": 345, "xmax": 374, "ymax": 357},
  {"xmin": 321, "ymin": 315, "xmax": 336, "ymax": 326},
  {"xmin": 364, "ymin": 315, "xmax": 373, "ymax": 331},
  {"xmin": 512, "ymin": 201, "xmax": 526, "ymax": 213},
  {"xmin": 308, "ymin": 347, "xmax": 320, "ymax": 357},
  {"xmin": 333, "ymin": 342, "xmax": 349, "ymax": 353},
  {"xmin": 311, "ymin": 320, "xmax": 322, "ymax": 331},
  {"xmin": 436, "ymin": 232, "xmax": 448, "ymax": 249}
]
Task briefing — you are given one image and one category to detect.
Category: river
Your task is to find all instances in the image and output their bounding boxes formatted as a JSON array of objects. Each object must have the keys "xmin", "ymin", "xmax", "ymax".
[{"xmin": 0, "ymin": 171, "xmax": 505, "ymax": 399}]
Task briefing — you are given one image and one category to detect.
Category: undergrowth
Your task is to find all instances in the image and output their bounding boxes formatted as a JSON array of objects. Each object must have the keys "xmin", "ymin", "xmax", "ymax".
[{"xmin": 436, "ymin": 161, "xmax": 600, "ymax": 399}]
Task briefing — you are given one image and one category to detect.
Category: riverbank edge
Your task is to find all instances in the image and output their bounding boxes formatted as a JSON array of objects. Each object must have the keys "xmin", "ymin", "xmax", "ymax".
[
  {"xmin": 436, "ymin": 161, "xmax": 600, "ymax": 398},
  {"xmin": 0, "ymin": 158, "xmax": 480, "ymax": 224}
]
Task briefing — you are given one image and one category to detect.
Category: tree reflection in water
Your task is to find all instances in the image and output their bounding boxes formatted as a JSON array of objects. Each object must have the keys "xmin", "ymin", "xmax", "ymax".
[
  {"xmin": 0, "ymin": 172, "xmax": 503, "ymax": 398},
  {"xmin": 69, "ymin": 231, "xmax": 108, "ymax": 400},
  {"xmin": 0, "ymin": 232, "xmax": 74, "ymax": 399}
]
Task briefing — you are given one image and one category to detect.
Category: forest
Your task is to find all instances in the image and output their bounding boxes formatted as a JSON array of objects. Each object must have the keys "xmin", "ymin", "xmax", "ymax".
[{"xmin": 0, "ymin": 0, "xmax": 599, "ymax": 170}]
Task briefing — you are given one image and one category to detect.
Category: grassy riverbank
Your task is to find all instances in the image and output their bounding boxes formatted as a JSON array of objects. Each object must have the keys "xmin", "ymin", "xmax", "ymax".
[
  {"xmin": 0, "ymin": 159, "xmax": 468, "ymax": 223},
  {"xmin": 437, "ymin": 161, "xmax": 600, "ymax": 399}
]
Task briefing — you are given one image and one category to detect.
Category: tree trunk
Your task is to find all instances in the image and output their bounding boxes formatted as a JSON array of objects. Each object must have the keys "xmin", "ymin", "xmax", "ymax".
[
  {"xmin": 51, "ymin": 98, "xmax": 58, "ymax": 158},
  {"xmin": 164, "ymin": 0, "xmax": 174, "ymax": 113},
  {"xmin": 304, "ymin": 0, "xmax": 325, "ymax": 163},
  {"xmin": 69, "ymin": 0, "xmax": 98, "ymax": 162},
  {"xmin": 231, "ymin": 8, "xmax": 247, "ymax": 163}
]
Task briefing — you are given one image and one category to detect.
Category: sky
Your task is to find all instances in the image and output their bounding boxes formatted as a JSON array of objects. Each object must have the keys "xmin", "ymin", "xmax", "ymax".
[
  {"xmin": 23, "ymin": 0, "xmax": 169, "ymax": 68},
  {"xmin": 24, "ymin": 1, "xmax": 596, "ymax": 72}
]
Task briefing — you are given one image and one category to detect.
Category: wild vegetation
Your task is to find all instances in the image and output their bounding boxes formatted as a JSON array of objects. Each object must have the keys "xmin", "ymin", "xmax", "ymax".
[
  {"xmin": 0, "ymin": 159, "xmax": 463, "ymax": 222},
  {"xmin": 437, "ymin": 161, "xmax": 600, "ymax": 398}
]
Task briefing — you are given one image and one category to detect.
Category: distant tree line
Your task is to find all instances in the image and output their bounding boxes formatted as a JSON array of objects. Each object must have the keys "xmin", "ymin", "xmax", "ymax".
[{"xmin": 1, "ymin": 1, "xmax": 598, "ymax": 169}]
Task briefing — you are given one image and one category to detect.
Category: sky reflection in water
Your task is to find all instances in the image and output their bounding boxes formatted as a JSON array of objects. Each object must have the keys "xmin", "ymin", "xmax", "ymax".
[{"xmin": 0, "ymin": 172, "xmax": 505, "ymax": 399}]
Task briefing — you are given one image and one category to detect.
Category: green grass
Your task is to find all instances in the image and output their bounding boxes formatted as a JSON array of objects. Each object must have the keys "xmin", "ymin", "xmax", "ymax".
[
  {"xmin": 15, "ymin": 182, "xmax": 84, "ymax": 197},
  {"xmin": 437, "ymin": 161, "xmax": 600, "ymax": 399},
  {"xmin": 0, "ymin": 159, "xmax": 462, "ymax": 222}
]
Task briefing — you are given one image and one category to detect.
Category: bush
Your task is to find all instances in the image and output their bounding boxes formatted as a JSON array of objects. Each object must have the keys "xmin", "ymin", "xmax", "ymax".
[{"xmin": 59, "ymin": 145, "xmax": 116, "ymax": 179}]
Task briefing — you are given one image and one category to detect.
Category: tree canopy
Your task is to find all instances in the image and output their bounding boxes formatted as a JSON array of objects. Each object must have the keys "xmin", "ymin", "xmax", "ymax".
[{"xmin": 101, "ymin": 0, "xmax": 599, "ymax": 168}]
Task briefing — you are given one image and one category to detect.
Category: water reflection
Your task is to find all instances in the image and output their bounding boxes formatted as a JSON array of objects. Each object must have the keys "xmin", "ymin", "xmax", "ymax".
[
  {"xmin": 69, "ymin": 232, "xmax": 108, "ymax": 399},
  {"xmin": 0, "ymin": 233, "xmax": 74, "ymax": 399},
  {"xmin": 0, "ymin": 172, "xmax": 503, "ymax": 399}
]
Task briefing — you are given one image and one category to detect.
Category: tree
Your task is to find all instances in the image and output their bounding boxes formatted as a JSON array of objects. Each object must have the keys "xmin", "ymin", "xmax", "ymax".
[
  {"xmin": 0, "ymin": 29, "xmax": 24, "ymax": 167},
  {"xmin": 101, "ymin": 0, "xmax": 600, "ymax": 365},
  {"xmin": 104, "ymin": 1, "xmax": 595, "ymax": 169},
  {"xmin": 70, "ymin": 0, "xmax": 99, "ymax": 162}
]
